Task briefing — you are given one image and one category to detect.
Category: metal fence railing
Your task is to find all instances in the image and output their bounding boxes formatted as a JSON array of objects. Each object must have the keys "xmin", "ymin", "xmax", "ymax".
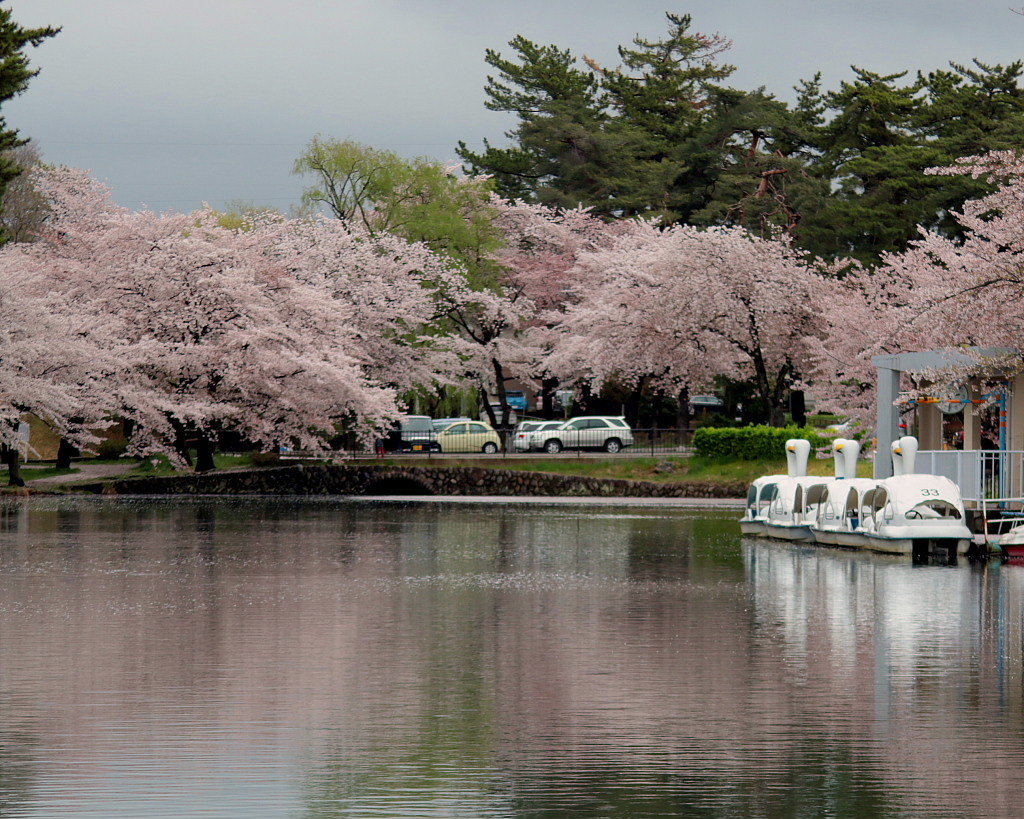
[
  {"xmin": 917, "ymin": 449, "xmax": 1024, "ymax": 502},
  {"xmin": 316, "ymin": 427, "xmax": 696, "ymax": 460}
]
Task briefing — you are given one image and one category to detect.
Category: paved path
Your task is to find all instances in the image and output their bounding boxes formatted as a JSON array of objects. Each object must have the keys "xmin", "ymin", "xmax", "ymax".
[
  {"xmin": 26, "ymin": 463, "xmax": 136, "ymax": 486},
  {"xmin": 357, "ymin": 495, "xmax": 744, "ymax": 508}
]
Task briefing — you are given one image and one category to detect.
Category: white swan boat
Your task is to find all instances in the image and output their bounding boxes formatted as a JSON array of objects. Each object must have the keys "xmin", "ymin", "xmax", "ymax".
[
  {"xmin": 743, "ymin": 435, "xmax": 974, "ymax": 558},
  {"xmin": 810, "ymin": 438, "xmax": 880, "ymax": 547},
  {"xmin": 852, "ymin": 438, "xmax": 972, "ymax": 556},
  {"xmin": 740, "ymin": 439, "xmax": 821, "ymax": 541}
]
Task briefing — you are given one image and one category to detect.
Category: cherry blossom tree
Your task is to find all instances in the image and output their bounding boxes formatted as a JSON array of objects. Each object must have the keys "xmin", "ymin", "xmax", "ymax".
[
  {"xmin": 546, "ymin": 221, "xmax": 824, "ymax": 425},
  {"xmin": 248, "ymin": 210, "xmax": 477, "ymax": 393},
  {"xmin": 813, "ymin": 151, "xmax": 1024, "ymax": 426},
  {"xmin": 0, "ymin": 263, "xmax": 112, "ymax": 484},
  {"xmin": 452, "ymin": 198, "xmax": 635, "ymax": 426},
  {"xmin": 9, "ymin": 167, "xmax": 418, "ymax": 469}
]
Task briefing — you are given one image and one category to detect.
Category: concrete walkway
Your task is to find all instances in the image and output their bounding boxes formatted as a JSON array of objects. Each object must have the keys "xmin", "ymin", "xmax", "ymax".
[
  {"xmin": 357, "ymin": 495, "xmax": 744, "ymax": 508},
  {"xmin": 26, "ymin": 463, "xmax": 137, "ymax": 486}
]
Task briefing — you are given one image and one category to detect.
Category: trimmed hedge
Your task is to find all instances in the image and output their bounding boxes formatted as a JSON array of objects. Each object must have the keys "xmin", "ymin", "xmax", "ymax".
[{"xmin": 692, "ymin": 425, "xmax": 827, "ymax": 460}]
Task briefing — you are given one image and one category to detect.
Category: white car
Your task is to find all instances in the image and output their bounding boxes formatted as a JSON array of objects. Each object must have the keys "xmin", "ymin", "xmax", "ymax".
[
  {"xmin": 526, "ymin": 416, "xmax": 634, "ymax": 454},
  {"xmin": 512, "ymin": 420, "xmax": 563, "ymax": 452}
]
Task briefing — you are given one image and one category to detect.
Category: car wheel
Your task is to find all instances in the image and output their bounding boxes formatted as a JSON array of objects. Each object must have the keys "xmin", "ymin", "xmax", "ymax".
[
  {"xmin": 604, "ymin": 438, "xmax": 622, "ymax": 454},
  {"xmin": 482, "ymin": 442, "xmax": 498, "ymax": 454},
  {"xmin": 544, "ymin": 439, "xmax": 563, "ymax": 454}
]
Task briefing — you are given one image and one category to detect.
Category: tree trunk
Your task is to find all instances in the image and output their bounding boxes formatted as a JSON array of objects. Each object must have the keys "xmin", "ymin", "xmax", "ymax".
[
  {"xmin": 169, "ymin": 419, "xmax": 193, "ymax": 467},
  {"xmin": 676, "ymin": 386, "xmax": 691, "ymax": 440},
  {"xmin": 624, "ymin": 376, "xmax": 647, "ymax": 428},
  {"xmin": 751, "ymin": 350, "xmax": 791, "ymax": 427},
  {"xmin": 2, "ymin": 444, "xmax": 25, "ymax": 487},
  {"xmin": 56, "ymin": 438, "xmax": 79, "ymax": 470},
  {"xmin": 479, "ymin": 386, "xmax": 499, "ymax": 429},
  {"xmin": 195, "ymin": 435, "xmax": 216, "ymax": 473},
  {"xmin": 491, "ymin": 358, "xmax": 511, "ymax": 429},
  {"xmin": 769, "ymin": 363, "xmax": 792, "ymax": 427},
  {"xmin": 540, "ymin": 377, "xmax": 558, "ymax": 420},
  {"xmin": 790, "ymin": 389, "xmax": 807, "ymax": 428}
]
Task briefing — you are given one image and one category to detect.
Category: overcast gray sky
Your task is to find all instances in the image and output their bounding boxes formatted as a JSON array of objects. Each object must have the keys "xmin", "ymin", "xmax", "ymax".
[{"xmin": 6, "ymin": 0, "xmax": 1024, "ymax": 212}]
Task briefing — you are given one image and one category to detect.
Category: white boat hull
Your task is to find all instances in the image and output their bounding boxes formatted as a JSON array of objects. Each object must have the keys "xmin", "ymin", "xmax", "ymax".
[
  {"xmin": 762, "ymin": 523, "xmax": 814, "ymax": 542},
  {"xmin": 858, "ymin": 534, "xmax": 971, "ymax": 556},
  {"xmin": 809, "ymin": 528, "xmax": 970, "ymax": 554},
  {"xmin": 739, "ymin": 520, "xmax": 768, "ymax": 536},
  {"xmin": 809, "ymin": 528, "xmax": 856, "ymax": 548}
]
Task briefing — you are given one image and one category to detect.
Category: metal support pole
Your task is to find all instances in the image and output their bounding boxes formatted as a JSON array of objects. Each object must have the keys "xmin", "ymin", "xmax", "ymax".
[{"xmin": 874, "ymin": 366, "xmax": 901, "ymax": 478}]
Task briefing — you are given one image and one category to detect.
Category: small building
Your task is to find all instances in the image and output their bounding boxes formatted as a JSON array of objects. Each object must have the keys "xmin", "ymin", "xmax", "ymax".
[{"xmin": 873, "ymin": 347, "xmax": 1023, "ymax": 501}]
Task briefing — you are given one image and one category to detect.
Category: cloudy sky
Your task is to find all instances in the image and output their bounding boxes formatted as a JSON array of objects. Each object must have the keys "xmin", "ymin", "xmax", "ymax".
[{"xmin": 7, "ymin": 0, "xmax": 1024, "ymax": 212}]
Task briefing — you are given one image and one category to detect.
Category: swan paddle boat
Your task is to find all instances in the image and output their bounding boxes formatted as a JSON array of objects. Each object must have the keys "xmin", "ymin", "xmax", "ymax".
[
  {"xmin": 740, "ymin": 439, "xmax": 823, "ymax": 542},
  {"xmin": 809, "ymin": 438, "xmax": 880, "ymax": 548},
  {"xmin": 742, "ymin": 435, "xmax": 974, "ymax": 557},
  {"xmin": 852, "ymin": 437, "xmax": 973, "ymax": 557}
]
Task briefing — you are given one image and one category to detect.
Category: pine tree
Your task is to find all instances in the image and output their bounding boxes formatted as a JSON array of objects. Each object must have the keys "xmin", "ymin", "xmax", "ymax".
[
  {"xmin": 456, "ymin": 36, "xmax": 612, "ymax": 208},
  {"xmin": 0, "ymin": 3, "xmax": 59, "ymax": 243}
]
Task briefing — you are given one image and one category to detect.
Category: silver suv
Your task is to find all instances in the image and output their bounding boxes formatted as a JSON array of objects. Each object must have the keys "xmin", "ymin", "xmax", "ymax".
[{"xmin": 527, "ymin": 416, "xmax": 634, "ymax": 454}]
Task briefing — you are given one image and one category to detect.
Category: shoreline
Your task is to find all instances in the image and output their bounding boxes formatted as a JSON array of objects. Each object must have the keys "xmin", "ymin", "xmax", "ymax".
[{"xmin": 0, "ymin": 492, "xmax": 744, "ymax": 509}]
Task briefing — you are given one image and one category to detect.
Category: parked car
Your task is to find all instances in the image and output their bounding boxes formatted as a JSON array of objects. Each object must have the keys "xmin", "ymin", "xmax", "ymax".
[
  {"xmin": 382, "ymin": 415, "xmax": 440, "ymax": 453},
  {"xmin": 432, "ymin": 417, "xmax": 472, "ymax": 432},
  {"xmin": 513, "ymin": 420, "xmax": 563, "ymax": 452},
  {"xmin": 504, "ymin": 390, "xmax": 528, "ymax": 411},
  {"xmin": 481, "ymin": 403, "xmax": 517, "ymax": 425},
  {"xmin": 436, "ymin": 420, "xmax": 502, "ymax": 453},
  {"xmin": 526, "ymin": 416, "xmax": 634, "ymax": 454}
]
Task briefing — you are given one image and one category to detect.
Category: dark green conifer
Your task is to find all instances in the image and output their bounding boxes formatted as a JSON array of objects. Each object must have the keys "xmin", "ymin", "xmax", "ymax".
[{"xmin": 0, "ymin": 3, "xmax": 59, "ymax": 243}]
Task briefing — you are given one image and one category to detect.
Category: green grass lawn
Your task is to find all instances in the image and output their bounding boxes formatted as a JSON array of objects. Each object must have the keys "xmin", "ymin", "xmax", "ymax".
[
  {"xmin": 13, "ymin": 451, "xmax": 872, "ymax": 488},
  {"xmin": 374, "ymin": 455, "xmax": 873, "ymax": 485},
  {"xmin": 19, "ymin": 466, "xmax": 80, "ymax": 481},
  {"xmin": 118, "ymin": 451, "xmax": 262, "ymax": 477}
]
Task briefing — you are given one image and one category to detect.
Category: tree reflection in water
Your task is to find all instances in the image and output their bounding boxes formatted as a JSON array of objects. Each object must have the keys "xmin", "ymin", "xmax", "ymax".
[{"xmin": 0, "ymin": 499, "xmax": 1020, "ymax": 818}]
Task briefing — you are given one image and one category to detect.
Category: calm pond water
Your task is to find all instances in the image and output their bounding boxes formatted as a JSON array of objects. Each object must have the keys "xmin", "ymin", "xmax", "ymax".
[{"xmin": 0, "ymin": 498, "xmax": 1022, "ymax": 818}]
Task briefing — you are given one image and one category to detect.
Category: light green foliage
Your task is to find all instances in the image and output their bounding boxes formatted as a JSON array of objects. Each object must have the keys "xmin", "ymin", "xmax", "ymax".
[
  {"xmin": 294, "ymin": 137, "xmax": 504, "ymax": 286},
  {"xmin": 213, "ymin": 200, "xmax": 281, "ymax": 231}
]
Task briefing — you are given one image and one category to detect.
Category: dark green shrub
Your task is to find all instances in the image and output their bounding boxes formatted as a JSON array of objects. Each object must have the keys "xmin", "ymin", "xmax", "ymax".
[
  {"xmin": 692, "ymin": 426, "xmax": 827, "ymax": 460},
  {"xmin": 97, "ymin": 437, "xmax": 128, "ymax": 459}
]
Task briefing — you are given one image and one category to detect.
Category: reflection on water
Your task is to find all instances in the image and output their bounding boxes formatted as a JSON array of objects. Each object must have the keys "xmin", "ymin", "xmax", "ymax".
[{"xmin": 0, "ymin": 498, "xmax": 1021, "ymax": 817}]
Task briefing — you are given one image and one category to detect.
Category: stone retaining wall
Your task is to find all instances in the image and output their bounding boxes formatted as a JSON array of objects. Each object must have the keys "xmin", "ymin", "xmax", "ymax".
[{"xmin": 73, "ymin": 463, "xmax": 746, "ymax": 499}]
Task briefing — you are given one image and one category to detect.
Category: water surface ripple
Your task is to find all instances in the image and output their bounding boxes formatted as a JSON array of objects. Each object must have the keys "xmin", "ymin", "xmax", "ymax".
[{"xmin": 0, "ymin": 498, "xmax": 1021, "ymax": 817}]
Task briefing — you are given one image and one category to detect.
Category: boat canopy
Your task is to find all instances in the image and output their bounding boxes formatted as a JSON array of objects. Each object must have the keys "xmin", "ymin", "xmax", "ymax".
[
  {"xmin": 879, "ymin": 474, "xmax": 963, "ymax": 508},
  {"xmin": 805, "ymin": 483, "xmax": 829, "ymax": 508}
]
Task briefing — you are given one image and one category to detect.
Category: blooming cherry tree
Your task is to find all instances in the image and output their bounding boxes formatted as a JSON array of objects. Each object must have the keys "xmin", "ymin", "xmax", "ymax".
[
  {"xmin": 547, "ymin": 222, "xmax": 824, "ymax": 424},
  {"xmin": 454, "ymin": 198, "xmax": 636, "ymax": 425},
  {"xmin": 0, "ymin": 266, "xmax": 111, "ymax": 483},
  {"xmin": 10, "ymin": 167, "xmax": 412, "ymax": 467},
  {"xmin": 814, "ymin": 151, "xmax": 1024, "ymax": 425}
]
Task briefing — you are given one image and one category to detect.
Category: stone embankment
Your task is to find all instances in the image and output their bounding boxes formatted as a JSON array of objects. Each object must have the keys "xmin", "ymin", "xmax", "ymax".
[{"xmin": 72, "ymin": 463, "xmax": 746, "ymax": 499}]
